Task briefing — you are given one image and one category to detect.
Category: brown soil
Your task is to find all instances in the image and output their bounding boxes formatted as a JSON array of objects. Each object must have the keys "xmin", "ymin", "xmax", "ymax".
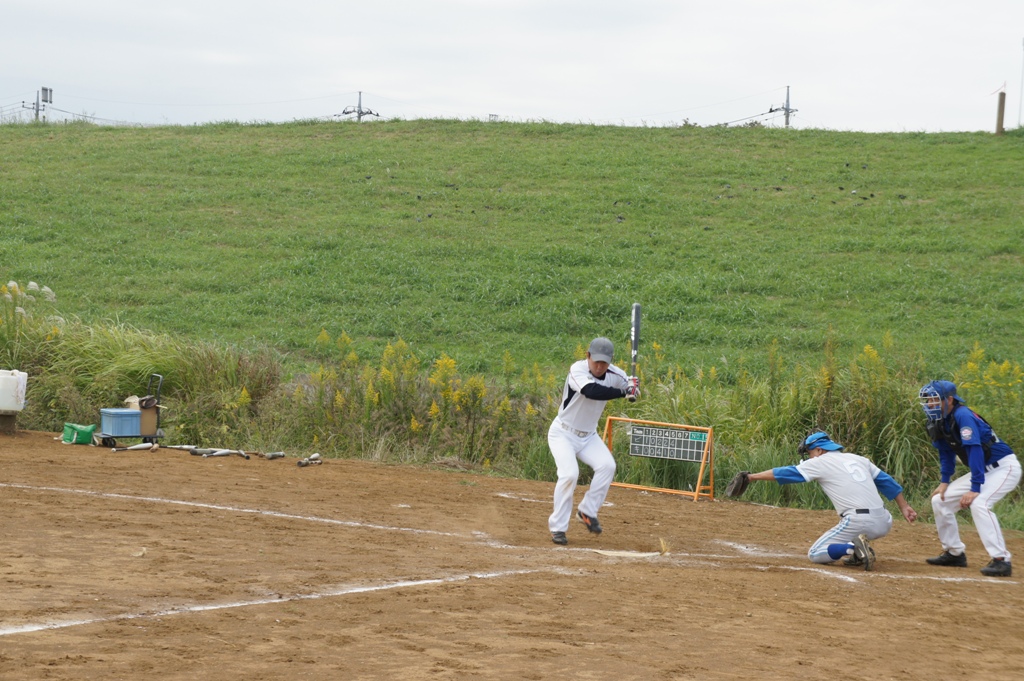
[{"xmin": 2, "ymin": 430, "xmax": 1022, "ymax": 680}]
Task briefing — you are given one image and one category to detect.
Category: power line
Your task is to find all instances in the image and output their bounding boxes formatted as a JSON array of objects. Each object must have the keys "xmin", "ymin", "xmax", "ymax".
[
  {"xmin": 627, "ymin": 86, "xmax": 789, "ymax": 120},
  {"xmin": 47, "ymin": 106, "xmax": 146, "ymax": 126},
  {"xmin": 58, "ymin": 91, "xmax": 361, "ymax": 108}
]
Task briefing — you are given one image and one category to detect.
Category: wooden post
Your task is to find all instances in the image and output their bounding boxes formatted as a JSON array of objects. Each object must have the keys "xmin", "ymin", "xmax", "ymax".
[
  {"xmin": 996, "ymin": 91, "xmax": 1006, "ymax": 135},
  {"xmin": 0, "ymin": 413, "xmax": 16, "ymax": 435}
]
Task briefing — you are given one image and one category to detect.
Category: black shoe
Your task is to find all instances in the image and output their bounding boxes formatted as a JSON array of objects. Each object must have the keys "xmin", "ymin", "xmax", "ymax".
[
  {"xmin": 551, "ymin": 531, "xmax": 568, "ymax": 545},
  {"xmin": 577, "ymin": 510, "xmax": 602, "ymax": 534},
  {"xmin": 850, "ymin": 534, "xmax": 875, "ymax": 571},
  {"xmin": 980, "ymin": 558, "xmax": 1012, "ymax": 577},
  {"xmin": 926, "ymin": 550, "xmax": 967, "ymax": 567}
]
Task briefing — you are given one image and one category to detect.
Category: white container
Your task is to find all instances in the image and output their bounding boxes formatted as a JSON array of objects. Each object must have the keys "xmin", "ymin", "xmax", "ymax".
[{"xmin": 0, "ymin": 370, "xmax": 27, "ymax": 412}]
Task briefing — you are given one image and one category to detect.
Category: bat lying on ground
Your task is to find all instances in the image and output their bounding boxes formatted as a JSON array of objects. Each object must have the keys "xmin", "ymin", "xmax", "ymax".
[
  {"xmin": 112, "ymin": 443, "xmax": 160, "ymax": 452},
  {"xmin": 189, "ymin": 448, "xmax": 250, "ymax": 459},
  {"xmin": 204, "ymin": 449, "xmax": 250, "ymax": 460}
]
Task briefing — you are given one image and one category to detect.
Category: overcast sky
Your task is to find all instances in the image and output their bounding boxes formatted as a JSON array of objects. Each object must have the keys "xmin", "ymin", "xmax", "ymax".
[{"xmin": 4, "ymin": 1, "xmax": 1024, "ymax": 131}]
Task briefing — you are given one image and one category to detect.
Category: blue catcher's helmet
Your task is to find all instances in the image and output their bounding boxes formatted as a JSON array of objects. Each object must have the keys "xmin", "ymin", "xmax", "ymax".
[{"xmin": 918, "ymin": 380, "xmax": 963, "ymax": 421}]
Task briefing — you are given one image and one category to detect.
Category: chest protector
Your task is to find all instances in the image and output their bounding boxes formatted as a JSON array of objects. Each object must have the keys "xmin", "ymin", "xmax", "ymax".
[{"xmin": 926, "ymin": 409, "xmax": 996, "ymax": 467}]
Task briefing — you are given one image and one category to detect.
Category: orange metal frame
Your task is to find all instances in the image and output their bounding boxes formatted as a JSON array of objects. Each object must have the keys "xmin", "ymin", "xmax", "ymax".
[{"xmin": 602, "ymin": 416, "xmax": 715, "ymax": 501}]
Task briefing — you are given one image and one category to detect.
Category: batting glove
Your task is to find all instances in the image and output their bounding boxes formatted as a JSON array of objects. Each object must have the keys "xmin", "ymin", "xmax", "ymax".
[{"xmin": 625, "ymin": 376, "xmax": 640, "ymax": 401}]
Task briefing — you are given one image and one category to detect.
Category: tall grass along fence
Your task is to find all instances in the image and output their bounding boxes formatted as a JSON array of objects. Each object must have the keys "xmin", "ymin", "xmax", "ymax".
[{"xmin": 3, "ymin": 281, "xmax": 1023, "ymax": 527}]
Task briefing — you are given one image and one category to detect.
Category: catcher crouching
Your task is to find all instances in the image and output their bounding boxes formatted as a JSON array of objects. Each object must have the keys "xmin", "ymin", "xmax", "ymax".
[{"xmin": 725, "ymin": 431, "xmax": 918, "ymax": 571}]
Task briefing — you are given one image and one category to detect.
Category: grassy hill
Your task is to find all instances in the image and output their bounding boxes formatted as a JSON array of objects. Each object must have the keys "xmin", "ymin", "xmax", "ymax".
[{"xmin": 2, "ymin": 120, "xmax": 1023, "ymax": 376}]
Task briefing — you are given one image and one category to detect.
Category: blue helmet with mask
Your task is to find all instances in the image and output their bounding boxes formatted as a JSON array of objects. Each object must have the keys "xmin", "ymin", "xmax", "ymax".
[{"xmin": 918, "ymin": 380, "xmax": 964, "ymax": 421}]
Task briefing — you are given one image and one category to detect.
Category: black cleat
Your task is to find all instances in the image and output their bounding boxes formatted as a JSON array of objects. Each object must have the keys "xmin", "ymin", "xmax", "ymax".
[
  {"xmin": 551, "ymin": 531, "xmax": 568, "ymax": 545},
  {"xmin": 980, "ymin": 558, "xmax": 1012, "ymax": 577},
  {"xmin": 577, "ymin": 510, "xmax": 602, "ymax": 534},
  {"xmin": 849, "ymin": 534, "xmax": 876, "ymax": 571},
  {"xmin": 926, "ymin": 550, "xmax": 967, "ymax": 567}
]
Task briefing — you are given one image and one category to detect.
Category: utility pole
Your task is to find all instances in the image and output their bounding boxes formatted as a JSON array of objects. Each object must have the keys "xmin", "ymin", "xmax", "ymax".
[
  {"xmin": 341, "ymin": 91, "xmax": 379, "ymax": 122},
  {"xmin": 23, "ymin": 87, "xmax": 52, "ymax": 122},
  {"xmin": 767, "ymin": 86, "xmax": 797, "ymax": 127},
  {"xmin": 783, "ymin": 86, "xmax": 795, "ymax": 127},
  {"xmin": 996, "ymin": 90, "xmax": 1006, "ymax": 135}
]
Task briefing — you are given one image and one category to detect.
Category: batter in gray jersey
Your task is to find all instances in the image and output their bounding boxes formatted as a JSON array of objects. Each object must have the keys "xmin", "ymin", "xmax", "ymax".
[{"xmin": 747, "ymin": 431, "xmax": 917, "ymax": 570}]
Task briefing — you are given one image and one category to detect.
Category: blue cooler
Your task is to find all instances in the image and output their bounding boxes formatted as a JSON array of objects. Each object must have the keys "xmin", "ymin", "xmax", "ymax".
[{"xmin": 100, "ymin": 408, "xmax": 141, "ymax": 437}]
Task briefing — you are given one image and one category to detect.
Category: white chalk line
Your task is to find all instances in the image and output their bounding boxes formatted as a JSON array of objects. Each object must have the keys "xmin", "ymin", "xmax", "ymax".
[
  {"xmin": 868, "ymin": 572, "xmax": 1018, "ymax": 585},
  {"xmin": 760, "ymin": 565, "xmax": 862, "ymax": 583},
  {"xmin": 720, "ymin": 541, "xmax": 1018, "ymax": 585},
  {"xmin": 714, "ymin": 540, "xmax": 797, "ymax": 558},
  {"xmin": 0, "ymin": 568, "xmax": 561, "ymax": 638},
  {"xmin": 494, "ymin": 492, "xmax": 548, "ymax": 504},
  {"xmin": 4, "ymin": 483, "xmax": 1015, "ymax": 587},
  {"xmin": 765, "ymin": 564, "xmax": 1017, "ymax": 585},
  {"xmin": 0, "ymin": 482, "xmax": 465, "ymax": 538},
  {"xmin": 494, "ymin": 492, "xmax": 613, "ymax": 507}
]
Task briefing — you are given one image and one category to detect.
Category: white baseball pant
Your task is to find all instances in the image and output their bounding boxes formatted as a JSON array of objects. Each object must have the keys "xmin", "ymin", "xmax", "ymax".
[
  {"xmin": 807, "ymin": 509, "xmax": 893, "ymax": 563},
  {"xmin": 547, "ymin": 421, "xmax": 616, "ymax": 533},
  {"xmin": 931, "ymin": 454, "xmax": 1021, "ymax": 561}
]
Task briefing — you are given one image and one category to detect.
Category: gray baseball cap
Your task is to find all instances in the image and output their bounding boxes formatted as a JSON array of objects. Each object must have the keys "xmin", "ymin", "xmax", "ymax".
[{"xmin": 588, "ymin": 337, "xmax": 614, "ymax": 363}]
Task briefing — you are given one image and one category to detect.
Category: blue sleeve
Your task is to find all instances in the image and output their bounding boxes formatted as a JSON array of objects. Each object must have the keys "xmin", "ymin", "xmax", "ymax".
[
  {"xmin": 872, "ymin": 471, "xmax": 903, "ymax": 500},
  {"xmin": 772, "ymin": 466, "xmax": 807, "ymax": 485}
]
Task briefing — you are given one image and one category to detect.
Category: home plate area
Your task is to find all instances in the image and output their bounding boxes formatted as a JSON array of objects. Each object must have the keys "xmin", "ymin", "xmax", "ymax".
[{"xmin": 1, "ymin": 431, "xmax": 1022, "ymax": 680}]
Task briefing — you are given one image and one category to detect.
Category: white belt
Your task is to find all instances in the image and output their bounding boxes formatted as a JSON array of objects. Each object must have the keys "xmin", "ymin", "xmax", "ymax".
[{"xmin": 557, "ymin": 420, "xmax": 592, "ymax": 438}]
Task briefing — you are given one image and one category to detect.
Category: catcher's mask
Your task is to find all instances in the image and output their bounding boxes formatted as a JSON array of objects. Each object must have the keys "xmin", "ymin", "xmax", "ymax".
[
  {"xmin": 798, "ymin": 431, "xmax": 843, "ymax": 458},
  {"xmin": 918, "ymin": 380, "xmax": 963, "ymax": 421}
]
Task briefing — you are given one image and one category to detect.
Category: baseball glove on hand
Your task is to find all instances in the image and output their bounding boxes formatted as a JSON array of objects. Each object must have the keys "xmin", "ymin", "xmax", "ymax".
[{"xmin": 725, "ymin": 471, "xmax": 751, "ymax": 497}]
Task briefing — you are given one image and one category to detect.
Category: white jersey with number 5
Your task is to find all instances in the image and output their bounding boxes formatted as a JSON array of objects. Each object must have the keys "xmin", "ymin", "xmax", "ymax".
[{"xmin": 795, "ymin": 451, "xmax": 886, "ymax": 516}]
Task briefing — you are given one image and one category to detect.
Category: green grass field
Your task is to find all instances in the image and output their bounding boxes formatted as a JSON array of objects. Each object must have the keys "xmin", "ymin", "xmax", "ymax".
[
  {"xmin": 3, "ymin": 119, "xmax": 1024, "ymax": 526},
  {"xmin": 3, "ymin": 120, "xmax": 1022, "ymax": 376}
]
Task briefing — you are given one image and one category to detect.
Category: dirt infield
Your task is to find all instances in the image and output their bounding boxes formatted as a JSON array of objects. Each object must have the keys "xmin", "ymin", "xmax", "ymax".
[{"xmin": 2, "ymin": 430, "xmax": 1022, "ymax": 680}]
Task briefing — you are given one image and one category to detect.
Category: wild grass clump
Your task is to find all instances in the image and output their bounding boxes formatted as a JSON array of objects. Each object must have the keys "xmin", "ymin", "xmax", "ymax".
[
  {"xmin": 3, "ymin": 280, "xmax": 281, "ymax": 436},
  {"xmin": 250, "ymin": 333, "xmax": 556, "ymax": 470}
]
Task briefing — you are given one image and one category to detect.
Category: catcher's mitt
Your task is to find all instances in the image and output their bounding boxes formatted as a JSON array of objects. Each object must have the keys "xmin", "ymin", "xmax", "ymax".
[{"xmin": 725, "ymin": 471, "xmax": 750, "ymax": 497}]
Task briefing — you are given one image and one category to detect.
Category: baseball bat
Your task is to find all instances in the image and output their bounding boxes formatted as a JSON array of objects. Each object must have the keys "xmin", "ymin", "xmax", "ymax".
[
  {"xmin": 627, "ymin": 302, "xmax": 641, "ymax": 402},
  {"xmin": 112, "ymin": 443, "xmax": 160, "ymax": 452},
  {"xmin": 204, "ymin": 448, "xmax": 250, "ymax": 460}
]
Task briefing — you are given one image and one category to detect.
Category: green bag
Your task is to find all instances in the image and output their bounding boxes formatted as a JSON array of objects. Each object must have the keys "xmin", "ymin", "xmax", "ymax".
[{"xmin": 62, "ymin": 422, "xmax": 96, "ymax": 445}]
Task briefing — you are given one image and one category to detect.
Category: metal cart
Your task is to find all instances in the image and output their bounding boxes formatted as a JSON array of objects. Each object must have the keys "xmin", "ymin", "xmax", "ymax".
[{"xmin": 98, "ymin": 373, "xmax": 164, "ymax": 448}]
